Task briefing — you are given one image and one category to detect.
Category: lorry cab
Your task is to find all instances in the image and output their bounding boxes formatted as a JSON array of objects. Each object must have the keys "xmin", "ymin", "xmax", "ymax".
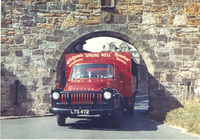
[
  {"xmin": 50, "ymin": 52, "xmax": 138, "ymax": 127},
  {"xmin": 65, "ymin": 62, "xmax": 122, "ymax": 92}
]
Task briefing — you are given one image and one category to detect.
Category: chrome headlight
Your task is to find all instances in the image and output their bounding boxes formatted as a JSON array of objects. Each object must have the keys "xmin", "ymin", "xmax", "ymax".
[
  {"xmin": 104, "ymin": 91, "xmax": 112, "ymax": 99},
  {"xmin": 52, "ymin": 92, "xmax": 60, "ymax": 100}
]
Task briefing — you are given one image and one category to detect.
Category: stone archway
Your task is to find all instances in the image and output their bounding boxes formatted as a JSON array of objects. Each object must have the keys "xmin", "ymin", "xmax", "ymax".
[
  {"xmin": 54, "ymin": 25, "xmax": 182, "ymax": 121},
  {"xmin": 2, "ymin": 0, "xmax": 198, "ymax": 118}
]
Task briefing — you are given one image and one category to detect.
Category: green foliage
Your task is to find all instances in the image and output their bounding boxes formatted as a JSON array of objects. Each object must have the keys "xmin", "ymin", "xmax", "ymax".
[{"xmin": 165, "ymin": 98, "xmax": 200, "ymax": 135}]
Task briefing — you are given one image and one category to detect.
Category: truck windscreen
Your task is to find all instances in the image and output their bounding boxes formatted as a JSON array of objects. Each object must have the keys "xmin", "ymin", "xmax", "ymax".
[{"xmin": 70, "ymin": 64, "xmax": 113, "ymax": 79}]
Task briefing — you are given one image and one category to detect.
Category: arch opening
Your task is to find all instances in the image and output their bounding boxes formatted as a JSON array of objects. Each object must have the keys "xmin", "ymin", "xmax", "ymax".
[
  {"xmin": 55, "ymin": 29, "xmax": 152, "ymax": 115},
  {"xmin": 53, "ymin": 26, "xmax": 182, "ymax": 122}
]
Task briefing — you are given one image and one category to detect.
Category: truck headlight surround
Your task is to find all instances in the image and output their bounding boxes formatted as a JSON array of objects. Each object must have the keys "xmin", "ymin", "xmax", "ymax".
[
  {"xmin": 104, "ymin": 91, "xmax": 112, "ymax": 99},
  {"xmin": 52, "ymin": 92, "xmax": 60, "ymax": 100}
]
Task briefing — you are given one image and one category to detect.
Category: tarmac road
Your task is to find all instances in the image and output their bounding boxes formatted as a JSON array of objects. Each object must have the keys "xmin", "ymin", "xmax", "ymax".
[{"xmin": 1, "ymin": 95, "xmax": 200, "ymax": 139}]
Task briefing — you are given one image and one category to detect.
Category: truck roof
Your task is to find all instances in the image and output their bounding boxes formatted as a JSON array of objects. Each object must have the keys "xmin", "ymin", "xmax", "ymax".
[
  {"xmin": 69, "ymin": 60, "xmax": 115, "ymax": 66},
  {"xmin": 66, "ymin": 52, "xmax": 136, "ymax": 65}
]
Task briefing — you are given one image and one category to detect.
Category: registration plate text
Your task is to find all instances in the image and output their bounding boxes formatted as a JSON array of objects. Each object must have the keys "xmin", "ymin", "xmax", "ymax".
[{"xmin": 71, "ymin": 110, "xmax": 89, "ymax": 115}]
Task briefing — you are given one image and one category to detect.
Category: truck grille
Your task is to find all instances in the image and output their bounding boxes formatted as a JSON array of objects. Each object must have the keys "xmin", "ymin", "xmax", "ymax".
[
  {"xmin": 71, "ymin": 93, "xmax": 93, "ymax": 103},
  {"xmin": 61, "ymin": 93, "xmax": 102, "ymax": 104}
]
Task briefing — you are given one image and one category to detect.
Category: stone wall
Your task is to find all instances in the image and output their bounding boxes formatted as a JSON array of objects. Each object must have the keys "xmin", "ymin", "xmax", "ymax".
[{"xmin": 1, "ymin": 0, "xmax": 200, "ymax": 120}]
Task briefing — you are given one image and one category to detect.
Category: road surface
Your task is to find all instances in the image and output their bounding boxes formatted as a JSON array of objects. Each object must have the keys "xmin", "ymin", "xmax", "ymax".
[{"xmin": 1, "ymin": 95, "xmax": 200, "ymax": 139}]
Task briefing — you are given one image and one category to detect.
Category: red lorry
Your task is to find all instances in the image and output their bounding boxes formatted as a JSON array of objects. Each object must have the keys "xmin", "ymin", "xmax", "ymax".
[{"xmin": 50, "ymin": 52, "xmax": 138, "ymax": 127}]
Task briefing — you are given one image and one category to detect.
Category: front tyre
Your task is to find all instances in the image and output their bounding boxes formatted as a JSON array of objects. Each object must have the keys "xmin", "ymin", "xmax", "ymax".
[
  {"xmin": 111, "ymin": 104, "xmax": 122, "ymax": 128},
  {"xmin": 57, "ymin": 114, "xmax": 65, "ymax": 126},
  {"xmin": 128, "ymin": 94, "xmax": 136, "ymax": 115},
  {"xmin": 128, "ymin": 105, "xmax": 134, "ymax": 115}
]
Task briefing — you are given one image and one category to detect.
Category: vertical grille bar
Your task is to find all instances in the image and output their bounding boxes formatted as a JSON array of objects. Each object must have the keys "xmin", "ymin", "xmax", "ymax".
[
  {"xmin": 96, "ymin": 93, "xmax": 102, "ymax": 103},
  {"xmin": 62, "ymin": 94, "xmax": 67, "ymax": 103},
  {"xmin": 97, "ymin": 94, "xmax": 99, "ymax": 103},
  {"xmin": 84, "ymin": 94, "xmax": 86, "ymax": 103}
]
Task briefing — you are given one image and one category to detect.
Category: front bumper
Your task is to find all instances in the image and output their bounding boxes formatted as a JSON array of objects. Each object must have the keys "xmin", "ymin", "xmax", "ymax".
[
  {"xmin": 50, "ymin": 89, "xmax": 121, "ymax": 116},
  {"xmin": 50, "ymin": 107, "xmax": 116, "ymax": 115}
]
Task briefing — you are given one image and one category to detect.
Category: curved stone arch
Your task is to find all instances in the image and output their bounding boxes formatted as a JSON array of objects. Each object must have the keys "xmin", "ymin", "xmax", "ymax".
[{"xmin": 55, "ymin": 25, "xmax": 157, "ymax": 84}]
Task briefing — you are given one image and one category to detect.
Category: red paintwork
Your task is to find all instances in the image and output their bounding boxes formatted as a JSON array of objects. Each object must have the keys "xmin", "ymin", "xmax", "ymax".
[
  {"xmin": 65, "ymin": 79, "xmax": 117, "ymax": 91},
  {"xmin": 64, "ymin": 52, "xmax": 133, "ymax": 97}
]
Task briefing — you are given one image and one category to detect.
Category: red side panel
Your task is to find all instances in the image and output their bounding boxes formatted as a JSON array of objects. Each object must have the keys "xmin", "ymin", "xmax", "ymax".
[{"xmin": 114, "ymin": 53, "xmax": 132, "ymax": 97}]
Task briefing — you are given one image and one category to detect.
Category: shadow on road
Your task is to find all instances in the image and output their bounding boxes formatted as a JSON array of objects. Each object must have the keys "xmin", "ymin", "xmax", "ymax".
[{"xmin": 64, "ymin": 95, "xmax": 159, "ymax": 131}]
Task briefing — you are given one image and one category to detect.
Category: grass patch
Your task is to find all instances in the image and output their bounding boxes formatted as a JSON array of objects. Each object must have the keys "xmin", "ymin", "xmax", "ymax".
[{"xmin": 165, "ymin": 98, "xmax": 200, "ymax": 135}]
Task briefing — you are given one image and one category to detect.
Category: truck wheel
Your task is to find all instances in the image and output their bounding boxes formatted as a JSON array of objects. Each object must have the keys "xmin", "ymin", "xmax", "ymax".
[
  {"xmin": 128, "ymin": 105, "xmax": 134, "ymax": 115},
  {"xmin": 99, "ymin": 114, "xmax": 109, "ymax": 127},
  {"xmin": 57, "ymin": 114, "xmax": 65, "ymax": 126},
  {"xmin": 128, "ymin": 94, "xmax": 135, "ymax": 115},
  {"xmin": 111, "ymin": 105, "xmax": 122, "ymax": 128}
]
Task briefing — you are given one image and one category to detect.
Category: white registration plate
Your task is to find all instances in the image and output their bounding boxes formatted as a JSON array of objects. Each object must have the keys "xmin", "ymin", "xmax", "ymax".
[{"xmin": 71, "ymin": 109, "xmax": 89, "ymax": 115}]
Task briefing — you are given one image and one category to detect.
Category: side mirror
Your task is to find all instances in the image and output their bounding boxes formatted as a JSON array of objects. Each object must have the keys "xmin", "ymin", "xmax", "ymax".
[{"xmin": 114, "ymin": 75, "xmax": 119, "ymax": 79}]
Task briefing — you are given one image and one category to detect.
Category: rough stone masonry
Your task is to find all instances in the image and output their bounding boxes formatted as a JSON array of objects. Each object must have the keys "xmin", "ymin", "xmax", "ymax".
[{"xmin": 1, "ymin": 0, "xmax": 200, "ymax": 121}]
